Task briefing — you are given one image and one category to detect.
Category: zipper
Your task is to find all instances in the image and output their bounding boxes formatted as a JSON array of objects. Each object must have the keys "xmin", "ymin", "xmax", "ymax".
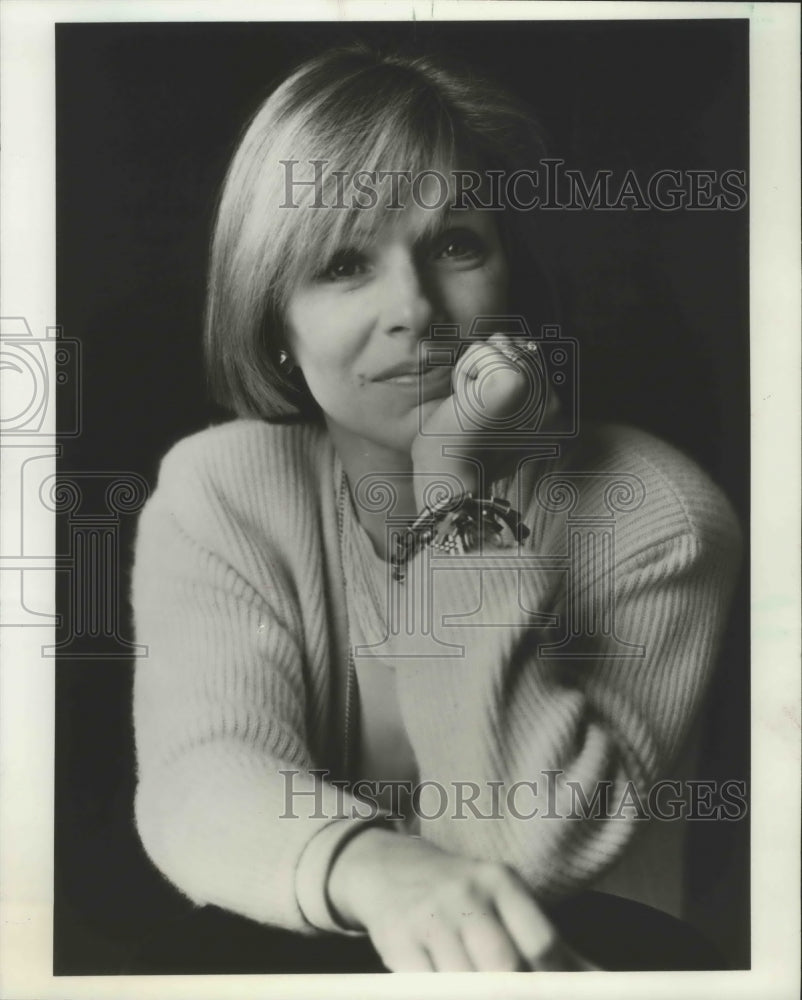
[
  {"xmin": 343, "ymin": 646, "xmax": 356, "ymax": 779},
  {"xmin": 336, "ymin": 467, "xmax": 357, "ymax": 781}
]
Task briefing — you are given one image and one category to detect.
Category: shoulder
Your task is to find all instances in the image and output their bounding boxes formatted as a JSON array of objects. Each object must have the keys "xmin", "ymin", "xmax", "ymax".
[
  {"xmin": 155, "ymin": 418, "xmax": 330, "ymax": 502},
  {"xmin": 157, "ymin": 418, "xmax": 323, "ymax": 485},
  {"xmin": 524, "ymin": 423, "xmax": 742, "ymax": 569},
  {"xmin": 140, "ymin": 418, "xmax": 334, "ymax": 554}
]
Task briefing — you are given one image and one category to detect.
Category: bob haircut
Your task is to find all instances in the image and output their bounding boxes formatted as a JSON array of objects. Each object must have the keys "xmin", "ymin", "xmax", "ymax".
[{"xmin": 204, "ymin": 43, "xmax": 552, "ymax": 421}]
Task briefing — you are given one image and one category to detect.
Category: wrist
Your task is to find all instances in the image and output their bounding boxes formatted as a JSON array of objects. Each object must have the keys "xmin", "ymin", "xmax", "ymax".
[
  {"xmin": 410, "ymin": 438, "xmax": 478, "ymax": 509},
  {"xmin": 327, "ymin": 826, "xmax": 399, "ymax": 930}
]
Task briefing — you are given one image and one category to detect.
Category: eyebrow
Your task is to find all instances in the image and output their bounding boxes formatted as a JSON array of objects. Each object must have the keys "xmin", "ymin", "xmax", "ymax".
[{"xmin": 404, "ymin": 205, "xmax": 483, "ymax": 244}]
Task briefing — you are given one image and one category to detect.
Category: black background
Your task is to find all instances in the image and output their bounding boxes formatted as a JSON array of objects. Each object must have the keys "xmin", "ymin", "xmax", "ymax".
[{"xmin": 55, "ymin": 19, "xmax": 749, "ymax": 972}]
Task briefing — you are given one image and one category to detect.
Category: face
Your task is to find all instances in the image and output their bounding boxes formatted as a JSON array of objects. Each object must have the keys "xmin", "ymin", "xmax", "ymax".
[{"xmin": 284, "ymin": 198, "xmax": 509, "ymax": 460}]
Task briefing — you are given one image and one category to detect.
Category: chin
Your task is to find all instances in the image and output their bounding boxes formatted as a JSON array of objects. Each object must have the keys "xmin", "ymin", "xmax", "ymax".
[
  {"xmin": 382, "ymin": 424, "xmax": 419, "ymax": 455},
  {"xmin": 415, "ymin": 395, "xmax": 448, "ymax": 425},
  {"xmin": 330, "ymin": 396, "xmax": 449, "ymax": 459},
  {"xmin": 403, "ymin": 396, "xmax": 451, "ymax": 442}
]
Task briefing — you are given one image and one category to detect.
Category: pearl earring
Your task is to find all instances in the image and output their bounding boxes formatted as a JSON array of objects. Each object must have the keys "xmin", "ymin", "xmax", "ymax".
[{"xmin": 278, "ymin": 349, "xmax": 296, "ymax": 374}]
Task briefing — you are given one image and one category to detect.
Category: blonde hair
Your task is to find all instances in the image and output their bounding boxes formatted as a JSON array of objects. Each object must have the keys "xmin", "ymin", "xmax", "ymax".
[{"xmin": 204, "ymin": 44, "xmax": 549, "ymax": 420}]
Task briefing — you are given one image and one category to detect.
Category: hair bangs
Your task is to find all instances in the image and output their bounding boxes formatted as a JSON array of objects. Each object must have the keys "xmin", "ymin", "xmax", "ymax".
[{"xmin": 271, "ymin": 85, "xmax": 480, "ymax": 309}]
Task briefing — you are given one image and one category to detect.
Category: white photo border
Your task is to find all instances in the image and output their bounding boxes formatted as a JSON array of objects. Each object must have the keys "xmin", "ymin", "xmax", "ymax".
[{"xmin": 1, "ymin": 1, "xmax": 799, "ymax": 998}]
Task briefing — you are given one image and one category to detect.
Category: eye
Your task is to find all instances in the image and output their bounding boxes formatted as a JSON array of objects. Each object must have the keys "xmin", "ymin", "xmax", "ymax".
[
  {"xmin": 317, "ymin": 249, "xmax": 369, "ymax": 282},
  {"xmin": 433, "ymin": 229, "xmax": 485, "ymax": 262}
]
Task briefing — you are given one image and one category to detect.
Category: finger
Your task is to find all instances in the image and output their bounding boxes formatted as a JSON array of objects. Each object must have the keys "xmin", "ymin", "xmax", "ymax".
[
  {"xmin": 484, "ymin": 332, "xmax": 527, "ymax": 371},
  {"xmin": 470, "ymin": 337, "xmax": 534, "ymax": 396},
  {"xmin": 374, "ymin": 934, "xmax": 434, "ymax": 973},
  {"xmin": 473, "ymin": 367, "xmax": 532, "ymax": 430},
  {"xmin": 487, "ymin": 336, "xmax": 560, "ymax": 437},
  {"xmin": 458, "ymin": 908, "xmax": 523, "ymax": 971},
  {"xmin": 486, "ymin": 331, "xmax": 521, "ymax": 360},
  {"xmin": 452, "ymin": 345, "xmax": 474, "ymax": 401},
  {"xmin": 452, "ymin": 340, "xmax": 486, "ymax": 386},
  {"xmin": 493, "ymin": 875, "xmax": 559, "ymax": 968},
  {"xmin": 454, "ymin": 336, "xmax": 515, "ymax": 382},
  {"xmin": 452, "ymin": 345, "xmax": 494, "ymax": 433},
  {"xmin": 488, "ymin": 330, "xmax": 538, "ymax": 357},
  {"xmin": 482, "ymin": 338, "xmax": 547, "ymax": 426},
  {"xmin": 453, "ymin": 343, "xmax": 528, "ymax": 432},
  {"xmin": 420, "ymin": 919, "xmax": 475, "ymax": 972}
]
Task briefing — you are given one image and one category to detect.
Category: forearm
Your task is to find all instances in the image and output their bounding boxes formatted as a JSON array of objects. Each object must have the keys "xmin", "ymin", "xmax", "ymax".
[{"xmin": 135, "ymin": 740, "xmax": 383, "ymax": 932}]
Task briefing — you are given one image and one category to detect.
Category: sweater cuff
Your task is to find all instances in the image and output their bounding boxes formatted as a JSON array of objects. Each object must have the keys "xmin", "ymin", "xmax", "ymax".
[{"xmin": 295, "ymin": 818, "xmax": 383, "ymax": 935}]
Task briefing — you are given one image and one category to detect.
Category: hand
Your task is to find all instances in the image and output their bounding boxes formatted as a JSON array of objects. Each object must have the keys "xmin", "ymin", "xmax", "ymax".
[
  {"xmin": 327, "ymin": 827, "xmax": 584, "ymax": 972},
  {"xmin": 412, "ymin": 333, "xmax": 559, "ymax": 506}
]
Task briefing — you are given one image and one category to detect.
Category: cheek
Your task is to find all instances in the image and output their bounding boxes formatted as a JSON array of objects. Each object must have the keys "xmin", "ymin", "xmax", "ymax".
[
  {"xmin": 284, "ymin": 297, "xmax": 381, "ymax": 427},
  {"xmin": 285, "ymin": 297, "xmax": 363, "ymax": 374}
]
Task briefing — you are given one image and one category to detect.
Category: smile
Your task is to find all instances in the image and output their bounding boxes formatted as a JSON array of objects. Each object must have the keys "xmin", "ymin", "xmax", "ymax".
[
  {"xmin": 381, "ymin": 370, "xmax": 430, "ymax": 385},
  {"xmin": 371, "ymin": 363, "xmax": 453, "ymax": 400},
  {"xmin": 373, "ymin": 365, "xmax": 452, "ymax": 385}
]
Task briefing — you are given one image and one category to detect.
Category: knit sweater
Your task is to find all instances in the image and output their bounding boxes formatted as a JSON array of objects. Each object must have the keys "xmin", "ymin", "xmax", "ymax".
[{"xmin": 131, "ymin": 418, "xmax": 741, "ymax": 935}]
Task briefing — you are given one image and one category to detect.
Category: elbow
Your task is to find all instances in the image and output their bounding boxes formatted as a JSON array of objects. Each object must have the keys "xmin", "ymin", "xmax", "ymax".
[{"xmin": 133, "ymin": 774, "xmax": 208, "ymax": 910}]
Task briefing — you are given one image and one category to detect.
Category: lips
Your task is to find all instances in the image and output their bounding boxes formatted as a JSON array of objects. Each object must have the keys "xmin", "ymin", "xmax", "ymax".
[
  {"xmin": 371, "ymin": 360, "xmax": 434, "ymax": 382},
  {"xmin": 370, "ymin": 359, "xmax": 453, "ymax": 399}
]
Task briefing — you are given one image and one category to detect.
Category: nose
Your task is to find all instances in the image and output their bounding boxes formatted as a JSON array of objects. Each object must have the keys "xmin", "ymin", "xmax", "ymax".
[{"xmin": 378, "ymin": 251, "xmax": 436, "ymax": 340}]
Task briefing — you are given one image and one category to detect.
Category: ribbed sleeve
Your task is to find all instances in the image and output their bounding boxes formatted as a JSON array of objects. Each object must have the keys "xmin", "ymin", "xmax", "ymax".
[{"xmin": 132, "ymin": 421, "xmax": 382, "ymax": 932}]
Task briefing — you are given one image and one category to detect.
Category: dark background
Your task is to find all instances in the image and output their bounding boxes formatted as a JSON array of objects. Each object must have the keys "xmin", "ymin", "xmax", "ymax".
[{"xmin": 55, "ymin": 19, "xmax": 749, "ymax": 972}]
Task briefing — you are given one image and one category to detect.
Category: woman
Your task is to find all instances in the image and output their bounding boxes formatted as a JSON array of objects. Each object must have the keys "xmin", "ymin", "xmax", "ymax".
[{"xmin": 131, "ymin": 44, "xmax": 741, "ymax": 972}]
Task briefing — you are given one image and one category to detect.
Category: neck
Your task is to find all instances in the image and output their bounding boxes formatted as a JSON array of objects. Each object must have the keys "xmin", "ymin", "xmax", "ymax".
[{"xmin": 327, "ymin": 420, "xmax": 418, "ymax": 560}]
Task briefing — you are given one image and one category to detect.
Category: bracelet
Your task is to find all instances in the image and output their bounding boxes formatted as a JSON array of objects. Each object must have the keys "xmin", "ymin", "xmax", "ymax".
[{"xmin": 390, "ymin": 492, "xmax": 530, "ymax": 582}]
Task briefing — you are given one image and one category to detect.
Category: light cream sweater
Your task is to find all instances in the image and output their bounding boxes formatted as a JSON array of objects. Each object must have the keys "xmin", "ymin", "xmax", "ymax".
[{"xmin": 131, "ymin": 418, "xmax": 740, "ymax": 935}]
